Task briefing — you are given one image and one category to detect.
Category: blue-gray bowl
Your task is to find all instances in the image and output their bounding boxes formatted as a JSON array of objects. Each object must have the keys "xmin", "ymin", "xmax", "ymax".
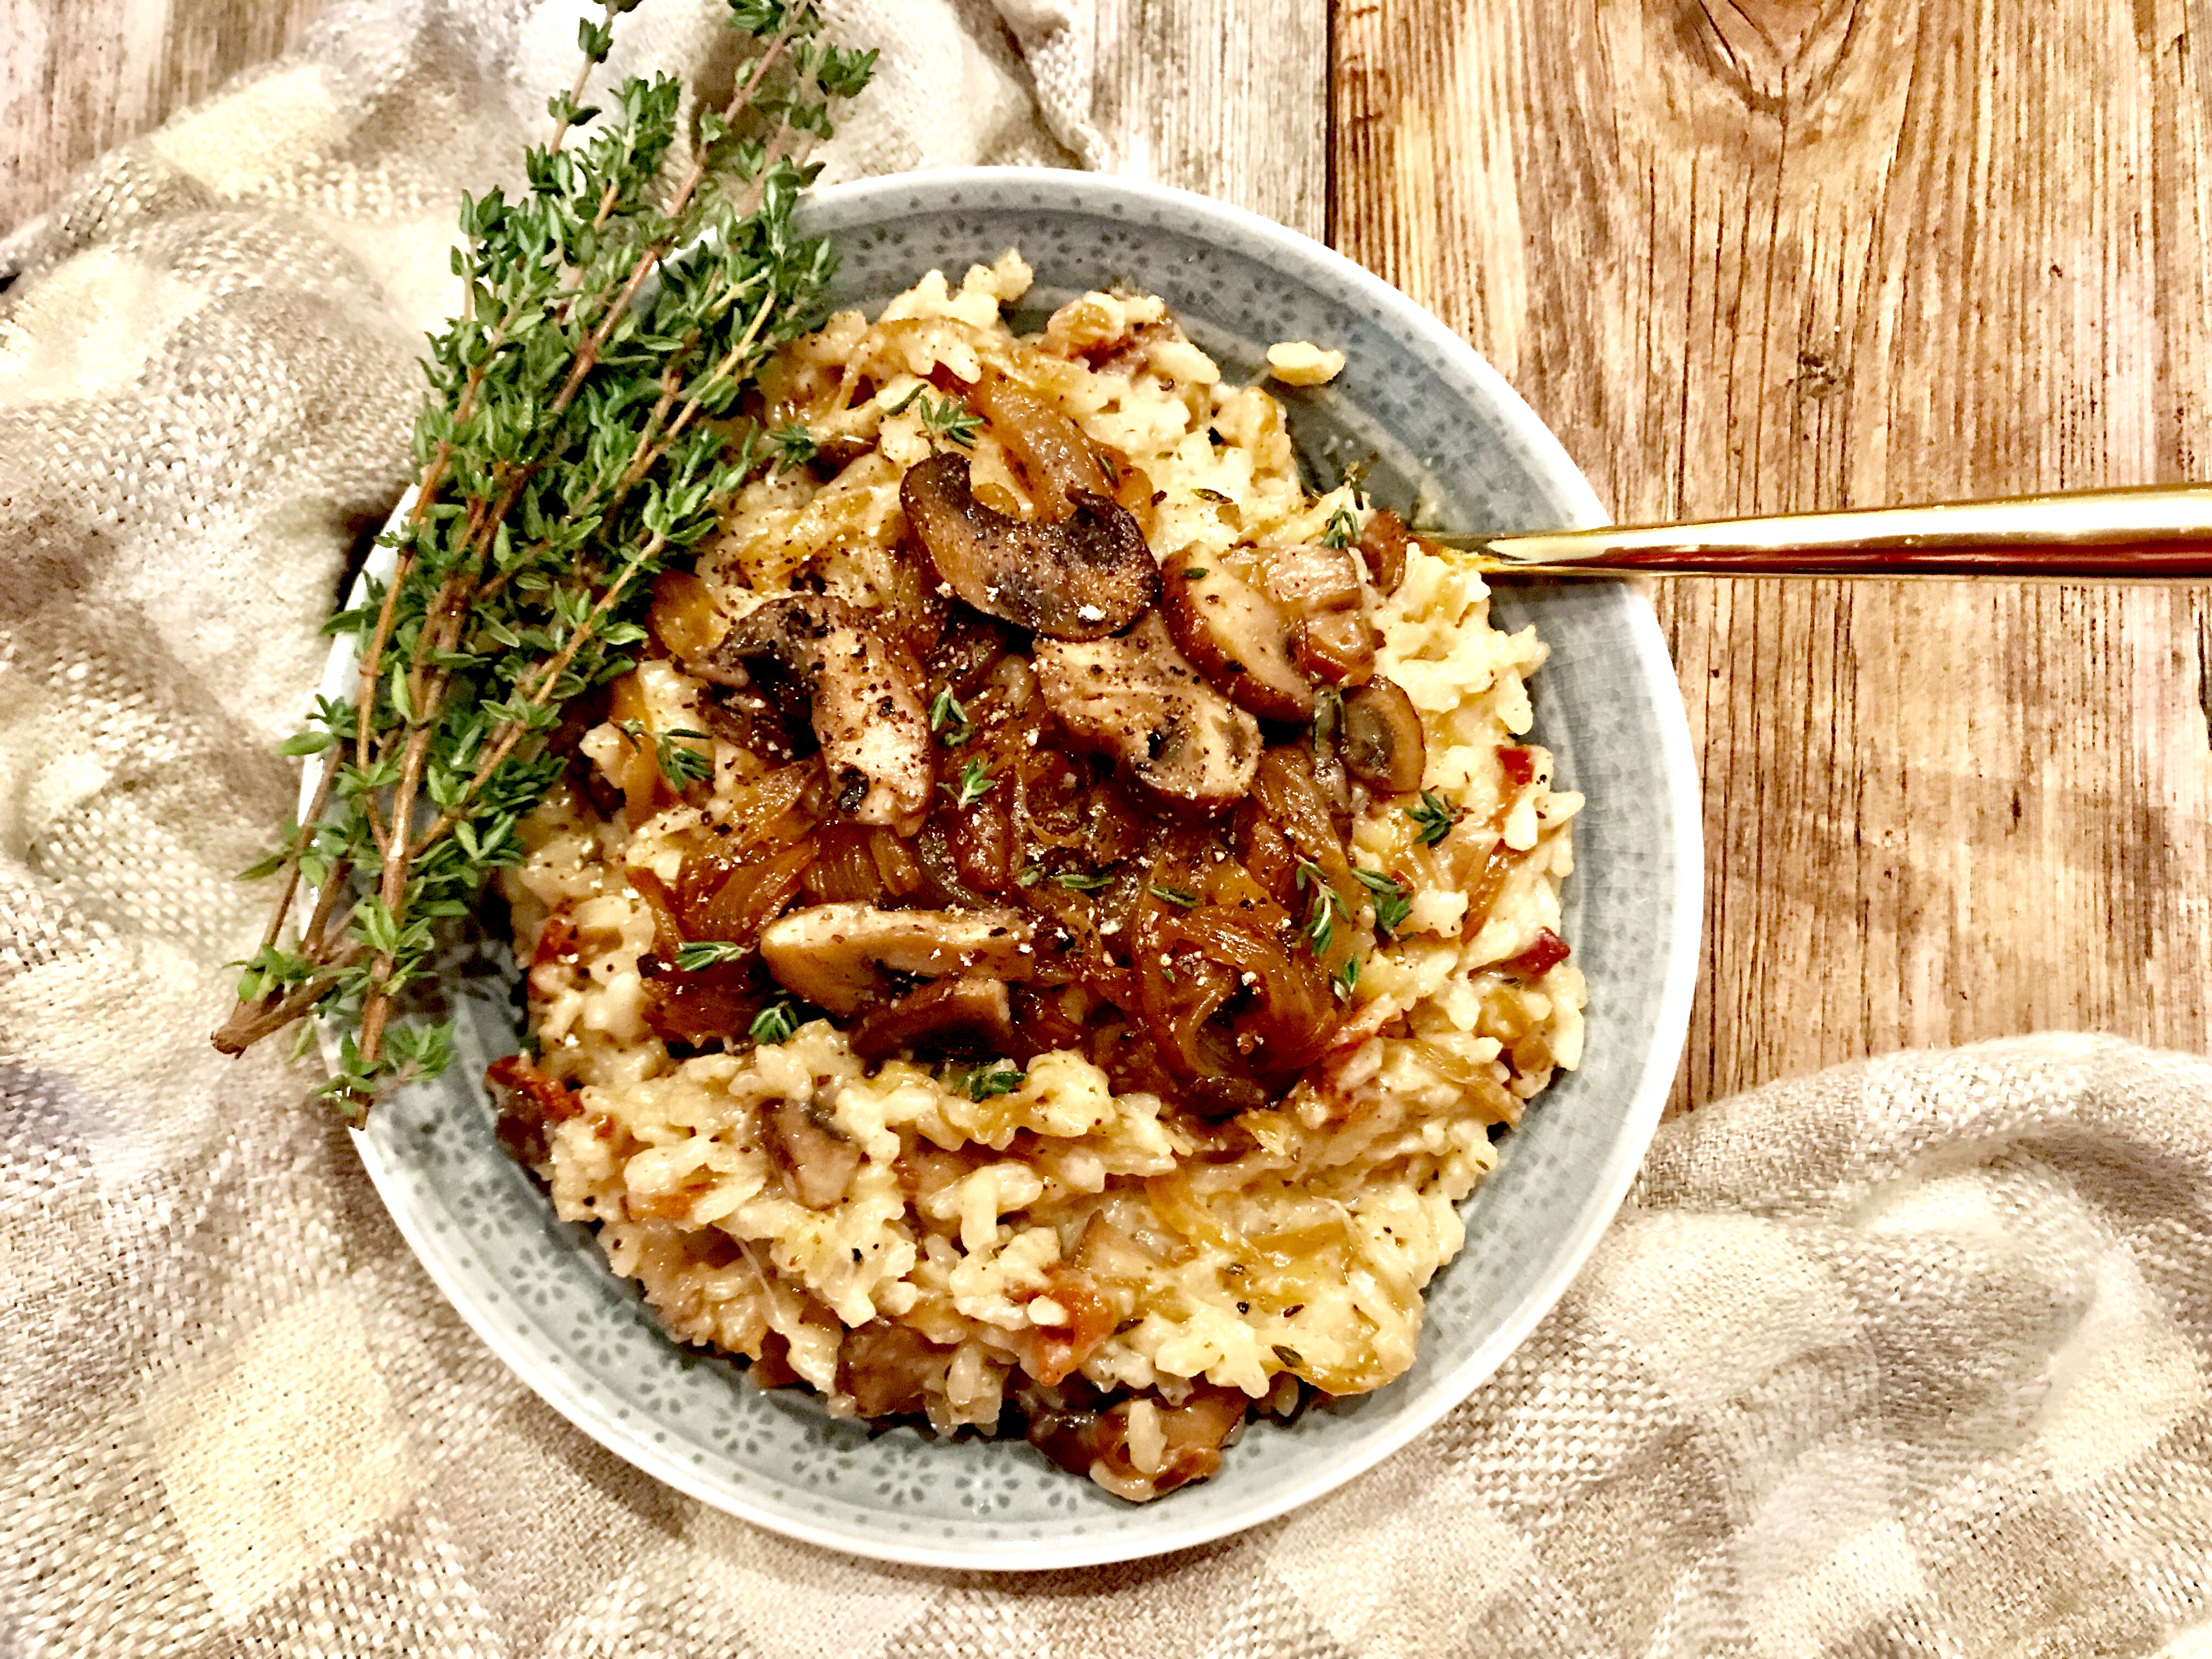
[{"xmin": 343, "ymin": 168, "xmax": 1701, "ymax": 1570}]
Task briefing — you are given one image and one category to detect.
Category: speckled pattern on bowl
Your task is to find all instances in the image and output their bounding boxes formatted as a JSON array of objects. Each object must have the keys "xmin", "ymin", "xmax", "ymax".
[{"xmin": 345, "ymin": 168, "xmax": 1702, "ymax": 1571}]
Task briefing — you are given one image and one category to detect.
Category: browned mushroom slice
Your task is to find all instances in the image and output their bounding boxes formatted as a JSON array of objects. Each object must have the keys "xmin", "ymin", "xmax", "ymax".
[
  {"xmin": 1159, "ymin": 562, "xmax": 1314, "ymax": 722},
  {"xmin": 758, "ymin": 902, "xmax": 1035, "ymax": 1015},
  {"xmin": 1355, "ymin": 507, "xmax": 1412, "ymax": 594},
  {"xmin": 970, "ymin": 371, "xmax": 1111, "ymax": 516},
  {"xmin": 1267, "ymin": 540, "xmax": 1376, "ymax": 685},
  {"xmin": 1268, "ymin": 540, "xmax": 1364, "ymax": 613},
  {"xmin": 1032, "ymin": 612, "xmax": 1262, "ymax": 808},
  {"xmin": 1339, "ymin": 678, "xmax": 1427, "ymax": 793},
  {"xmin": 900, "ymin": 453, "xmax": 1160, "ymax": 641},
  {"xmin": 1297, "ymin": 611, "xmax": 1378, "ymax": 686},
  {"xmin": 847, "ymin": 974, "xmax": 1016, "ymax": 1062},
  {"xmin": 691, "ymin": 595, "xmax": 934, "ymax": 835}
]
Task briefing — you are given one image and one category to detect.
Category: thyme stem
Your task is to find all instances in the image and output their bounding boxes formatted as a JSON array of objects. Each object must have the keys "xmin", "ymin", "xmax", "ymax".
[{"xmin": 213, "ymin": 1, "xmax": 877, "ymax": 1117}]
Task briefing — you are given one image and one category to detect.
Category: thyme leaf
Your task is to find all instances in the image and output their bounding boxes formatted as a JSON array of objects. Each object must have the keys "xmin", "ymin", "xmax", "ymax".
[
  {"xmin": 928, "ymin": 687, "xmax": 971, "ymax": 745},
  {"xmin": 675, "ymin": 940, "xmax": 749, "ymax": 973},
  {"xmin": 961, "ymin": 1062, "xmax": 1025, "ymax": 1101},
  {"xmin": 1353, "ymin": 866, "xmax": 1412, "ymax": 935},
  {"xmin": 751, "ymin": 999, "xmax": 800, "ymax": 1045},
  {"xmin": 945, "ymin": 757, "xmax": 997, "ymax": 808},
  {"xmin": 1407, "ymin": 788, "xmax": 1463, "ymax": 847}
]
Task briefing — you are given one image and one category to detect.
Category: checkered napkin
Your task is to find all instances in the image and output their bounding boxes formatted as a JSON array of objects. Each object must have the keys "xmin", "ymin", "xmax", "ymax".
[{"xmin": 4, "ymin": 1, "xmax": 2211, "ymax": 1649}]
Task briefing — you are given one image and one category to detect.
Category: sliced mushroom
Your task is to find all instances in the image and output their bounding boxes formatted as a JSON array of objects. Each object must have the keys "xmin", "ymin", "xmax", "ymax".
[
  {"xmin": 1339, "ymin": 678, "xmax": 1426, "ymax": 793},
  {"xmin": 848, "ymin": 975, "xmax": 1015, "ymax": 1062},
  {"xmin": 1297, "ymin": 610, "xmax": 1378, "ymax": 685},
  {"xmin": 970, "ymin": 371, "xmax": 1111, "ymax": 516},
  {"xmin": 691, "ymin": 595, "xmax": 934, "ymax": 835},
  {"xmin": 1266, "ymin": 540, "xmax": 1376, "ymax": 685},
  {"xmin": 1355, "ymin": 507, "xmax": 1412, "ymax": 594},
  {"xmin": 1032, "ymin": 612, "xmax": 1262, "ymax": 808},
  {"xmin": 901, "ymin": 453, "xmax": 1159, "ymax": 640},
  {"xmin": 1159, "ymin": 561, "xmax": 1314, "ymax": 721},
  {"xmin": 1268, "ymin": 541, "xmax": 1364, "ymax": 613},
  {"xmin": 766, "ymin": 1097, "xmax": 863, "ymax": 1209},
  {"xmin": 758, "ymin": 901, "xmax": 1035, "ymax": 1015}
]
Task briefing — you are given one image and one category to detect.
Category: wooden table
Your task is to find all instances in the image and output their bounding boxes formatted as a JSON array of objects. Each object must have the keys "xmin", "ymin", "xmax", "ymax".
[{"xmin": 10, "ymin": 0, "xmax": 2209, "ymax": 1110}]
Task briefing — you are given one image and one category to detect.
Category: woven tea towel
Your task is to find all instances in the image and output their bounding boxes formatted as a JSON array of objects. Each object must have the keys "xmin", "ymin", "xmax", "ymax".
[{"xmin": 5, "ymin": 1, "xmax": 2212, "ymax": 1651}]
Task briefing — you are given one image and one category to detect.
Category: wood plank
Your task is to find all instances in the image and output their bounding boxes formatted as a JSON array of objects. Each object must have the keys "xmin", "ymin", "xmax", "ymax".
[
  {"xmin": 1, "ymin": 0, "xmax": 319, "ymax": 234},
  {"xmin": 1091, "ymin": 0, "xmax": 1328, "ymax": 235},
  {"xmin": 1334, "ymin": 0, "xmax": 2212, "ymax": 1109}
]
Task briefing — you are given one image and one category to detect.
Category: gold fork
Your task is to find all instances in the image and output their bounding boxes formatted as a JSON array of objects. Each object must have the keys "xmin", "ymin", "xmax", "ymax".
[{"xmin": 1424, "ymin": 483, "xmax": 2212, "ymax": 579}]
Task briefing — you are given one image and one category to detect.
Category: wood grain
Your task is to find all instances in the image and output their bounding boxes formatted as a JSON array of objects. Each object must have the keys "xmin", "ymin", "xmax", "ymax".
[
  {"xmin": 12, "ymin": 0, "xmax": 2208, "ymax": 1113},
  {"xmin": 1091, "ymin": 0, "xmax": 1328, "ymax": 236},
  {"xmin": 1, "ymin": 0, "xmax": 318, "ymax": 233},
  {"xmin": 1334, "ymin": 0, "xmax": 2212, "ymax": 1108}
]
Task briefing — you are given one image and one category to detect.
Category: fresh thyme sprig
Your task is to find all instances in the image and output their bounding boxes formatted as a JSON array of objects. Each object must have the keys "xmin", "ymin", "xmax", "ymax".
[
  {"xmin": 674, "ymin": 939, "xmax": 751, "ymax": 972},
  {"xmin": 886, "ymin": 383, "xmax": 981, "ymax": 448},
  {"xmin": 945, "ymin": 757, "xmax": 997, "ymax": 808},
  {"xmin": 1353, "ymin": 866, "xmax": 1411, "ymax": 935},
  {"xmin": 751, "ymin": 998, "xmax": 803, "ymax": 1044},
  {"xmin": 1295, "ymin": 860, "xmax": 1349, "ymax": 956},
  {"xmin": 616, "ymin": 720, "xmax": 714, "ymax": 789},
  {"xmin": 1407, "ymin": 789, "xmax": 1463, "ymax": 847},
  {"xmin": 213, "ymin": 0, "xmax": 876, "ymax": 1120}
]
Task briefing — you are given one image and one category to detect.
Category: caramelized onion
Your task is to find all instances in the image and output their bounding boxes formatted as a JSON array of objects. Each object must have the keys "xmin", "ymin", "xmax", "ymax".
[
  {"xmin": 972, "ymin": 370, "xmax": 1111, "ymax": 516},
  {"xmin": 1129, "ymin": 833, "xmax": 1341, "ymax": 1115},
  {"xmin": 641, "ymin": 953, "xmax": 780, "ymax": 1052}
]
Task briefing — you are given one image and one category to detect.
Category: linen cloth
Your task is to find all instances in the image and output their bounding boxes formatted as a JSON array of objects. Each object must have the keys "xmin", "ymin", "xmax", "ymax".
[{"xmin": 4, "ymin": 4, "xmax": 2211, "ymax": 1654}]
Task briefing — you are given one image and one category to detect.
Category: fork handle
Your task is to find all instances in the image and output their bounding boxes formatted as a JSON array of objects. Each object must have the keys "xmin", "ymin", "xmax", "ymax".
[{"xmin": 1425, "ymin": 484, "xmax": 2212, "ymax": 579}]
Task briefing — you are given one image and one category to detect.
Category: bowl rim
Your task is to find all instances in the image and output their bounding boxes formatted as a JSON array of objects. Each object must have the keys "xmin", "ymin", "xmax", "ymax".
[{"xmin": 340, "ymin": 164, "xmax": 1703, "ymax": 1571}]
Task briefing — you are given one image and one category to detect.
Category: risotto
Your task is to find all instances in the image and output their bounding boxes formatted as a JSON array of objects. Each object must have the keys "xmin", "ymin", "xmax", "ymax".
[{"xmin": 488, "ymin": 253, "xmax": 1586, "ymax": 1501}]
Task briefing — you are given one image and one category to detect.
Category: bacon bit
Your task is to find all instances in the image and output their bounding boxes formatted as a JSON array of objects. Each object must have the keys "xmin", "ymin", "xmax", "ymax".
[
  {"xmin": 484, "ymin": 1053, "xmax": 582, "ymax": 1166},
  {"xmin": 625, "ymin": 1184, "xmax": 710, "ymax": 1220},
  {"xmin": 1497, "ymin": 746, "xmax": 1537, "ymax": 785},
  {"xmin": 1318, "ymin": 995, "xmax": 1404, "ymax": 1056},
  {"xmin": 1028, "ymin": 1266, "xmax": 1116, "ymax": 1385},
  {"xmin": 527, "ymin": 915, "xmax": 582, "ymax": 1012},
  {"xmin": 530, "ymin": 915, "xmax": 580, "ymax": 970},
  {"xmin": 1504, "ymin": 928, "xmax": 1571, "ymax": 978}
]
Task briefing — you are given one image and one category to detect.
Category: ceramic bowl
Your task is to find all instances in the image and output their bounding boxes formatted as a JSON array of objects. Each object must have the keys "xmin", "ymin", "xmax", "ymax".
[{"xmin": 341, "ymin": 168, "xmax": 1701, "ymax": 1571}]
